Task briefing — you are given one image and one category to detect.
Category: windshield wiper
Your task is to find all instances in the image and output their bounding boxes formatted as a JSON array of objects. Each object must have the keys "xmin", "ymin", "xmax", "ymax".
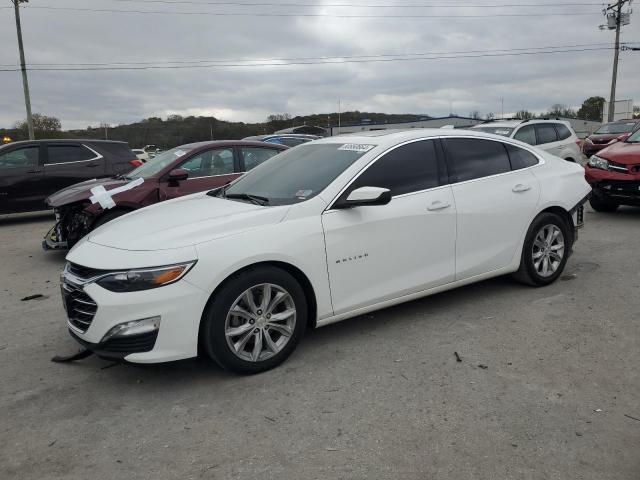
[{"xmin": 224, "ymin": 193, "xmax": 270, "ymax": 206}]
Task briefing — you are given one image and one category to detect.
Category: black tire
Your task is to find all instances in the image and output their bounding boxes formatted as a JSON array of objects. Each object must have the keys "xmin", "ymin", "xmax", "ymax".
[
  {"xmin": 589, "ymin": 196, "xmax": 618, "ymax": 213},
  {"xmin": 91, "ymin": 209, "xmax": 130, "ymax": 230},
  {"xmin": 512, "ymin": 212, "xmax": 571, "ymax": 287},
  {"xmin": 201, "ymin": 266, "xmax": 307, "ymax": 374}
]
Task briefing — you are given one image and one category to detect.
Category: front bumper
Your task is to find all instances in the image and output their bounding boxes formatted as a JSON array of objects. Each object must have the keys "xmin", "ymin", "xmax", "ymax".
[
  {"xmin": 584, "ymin": 166, "xmax": 640, "ymax": 205},
  {"xmin": 69, "ymin": 328, "xmax": 159, "ymax": 360},
  {"xmin": 62, "ymin": 271, "xmax": 209, "ymax": 363}
]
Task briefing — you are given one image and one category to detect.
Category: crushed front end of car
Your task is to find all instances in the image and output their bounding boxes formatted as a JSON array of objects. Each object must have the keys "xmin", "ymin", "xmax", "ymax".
[{"xmin": 43, "ymin": 202, "xmax": 94, "ymax": 251}]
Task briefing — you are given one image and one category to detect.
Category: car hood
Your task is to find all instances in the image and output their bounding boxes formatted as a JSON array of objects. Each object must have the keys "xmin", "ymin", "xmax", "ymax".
[
  {"xmin": 87, "ymin": 192, "xmax": 290, "ymax": 251},
  {"xmin": 587, "ymin": 133, "xmax": 620, "ymax": 144},
  {"xmin": 598, "ymin": 141, "xmax": 640, "ymax": 165},
  {"xmin": 46, "ymin": 177, "xmax": 132, "ymax": 207}
]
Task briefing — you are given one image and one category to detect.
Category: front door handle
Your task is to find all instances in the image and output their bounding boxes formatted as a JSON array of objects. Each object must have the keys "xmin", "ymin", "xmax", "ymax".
[
  {"xmin": 86, "ymin": 163, "xmax": 100, "ymax": 168},
  {"xmin": 512, "ymin": 184, "xmax": 531, "ymax": 193},
  {"xmin": 427, "ymin": 200, "xmax": 451, "ymax": 211},
  {"xmin": 26, "ymin": 169, "xmax": 42, "ymax": 174}
]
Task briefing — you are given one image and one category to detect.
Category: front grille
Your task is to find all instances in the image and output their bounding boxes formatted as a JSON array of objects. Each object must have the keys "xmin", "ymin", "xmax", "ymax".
[
  {"xmin": 600, "ymin": 181, "xmax": 640, "ymax": 195},
  {"xmin": 62, "ymin": 280, "xmax": 98, "ymax": 333},
  {"xmin": 101, "ymin": 331, "xmax": 158, "ymax": 353},
  {"xmin": 67, "ymin": 262, "xmax": 108, "ymax": 280}
]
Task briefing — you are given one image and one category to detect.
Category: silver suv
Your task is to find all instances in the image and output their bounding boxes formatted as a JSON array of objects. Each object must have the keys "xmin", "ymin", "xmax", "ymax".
[{"xmin": 471, "ymin": 119, "xmax": 582, "ymax": 162}]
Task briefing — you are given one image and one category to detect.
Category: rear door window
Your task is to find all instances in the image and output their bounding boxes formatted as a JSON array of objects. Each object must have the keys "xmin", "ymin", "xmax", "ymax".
[
  {"xmin": 445, "ymin": 138, "xmax": 511, "ymax": 182},
  {"xmin": 535, "ymin": 124, "xmax": 558, "ymax": 145},
  {"xmin": 348, "ymin": 139, "xmax": 441, "ymax": 196},
  {"xmin": 46, "ymin": 144, "xmax": 96, "ymax": 164},
  {"xmin": 0, "ymin": 146, "xmax": 39, "ymax": 169},
  {"xmin": 513, "ymin": 125, "xmax": 537, "ymax": 145},
  {"xmin": 554, "ymin": 123, "xmax": 572, "ymax": 140},
  {"xmin": 240, "ymin": 147, "xmax": 281, "ymax": 171}
]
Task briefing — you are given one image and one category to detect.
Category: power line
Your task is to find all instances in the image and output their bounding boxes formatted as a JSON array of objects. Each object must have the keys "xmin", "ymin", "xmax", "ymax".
[
  {"xmin": 13, "ymin": 5, "xmax": 603, "ymax": 17},
  {"xmin": 109, "ymin": 0, "xmax": 607, "ymax": 7},
  {"xmin": 1, "ymin": 42, "xmax": 631, "ymax": 67},
  {"xmin": 0, "ymin": 46, "xmax": 616, "ymax": 72}
]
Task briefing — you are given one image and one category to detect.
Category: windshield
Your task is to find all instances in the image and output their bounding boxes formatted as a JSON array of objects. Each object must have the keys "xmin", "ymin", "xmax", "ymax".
[
  {"xmin": 126, "ymin": 146, "xmax": 195, "ymax": 179},
  {"xmin": 627, "ymin": 129, "xmax": 640, "ymax": 143},
  {"xmin": 473, "ymin": 127, "xmax": 514, "ymax": 137},
  {"xmin": 223, "ymin": 143, "xmax": 373, "ymax": 205},
  {"xmin": 595, "ymin": 122, "xmax": 637, "ymax": 135}
]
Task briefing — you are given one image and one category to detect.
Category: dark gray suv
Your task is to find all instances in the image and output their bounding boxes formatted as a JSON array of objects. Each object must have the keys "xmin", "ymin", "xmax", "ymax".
[{"xmin": 0, "ymin": 139, "xmax": 137, "ymax": 214}]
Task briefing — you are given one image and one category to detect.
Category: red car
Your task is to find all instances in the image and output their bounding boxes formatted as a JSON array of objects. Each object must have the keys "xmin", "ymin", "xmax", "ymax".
[
  {"xmin": 584, "ymin": 127, "xmax": 640, "ymax": 212},
  {"xmin": 44, "ymin": 140, "xmax": 288, "ymax": 249},
  {"xmin": 582, "ymin": 119, "xmax": 640, "ymax": 158}
]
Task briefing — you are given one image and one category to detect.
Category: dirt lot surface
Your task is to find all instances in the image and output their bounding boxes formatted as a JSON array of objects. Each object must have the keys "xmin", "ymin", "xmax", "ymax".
[{"xmin": 1, "ymin": 207, "xmax": 639, "ymax": 480}]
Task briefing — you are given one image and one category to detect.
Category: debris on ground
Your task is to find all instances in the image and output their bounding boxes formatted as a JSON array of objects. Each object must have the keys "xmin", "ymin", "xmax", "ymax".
[
  {"xmin": 454, "ymin": 352, "xmax": 462, "ymax": 362},
  {"xmin": 264, "ymin": 416, "xmax": 276, "ymax": 422},
  {"xmin": 594, "ymin": 409, "xmax": 603, "ymax": 412},
  {"xmin": 48, "ymin": 440, "xmax": 56, "ymax": 447},
  {"xmin": 478, "ymin": 364, "xmax": 488, "ymax": 369},
  {"xmin": 624, "ymin": 414, "xmax": 640, "ymax": 422},
  {"xmin": 575, "ymin": 431, "xmax": 583, "ymax": 437},
  {"xmin": 51, "ymin": 349, "xmax": 93, "ymax": 363},
  {"xmin": 21, "ymin": 294, "xmax": 45, "ymax": 301},
  {"xmin": 561, "ymin": 274, "xmax": 578, "ymax": 281}
]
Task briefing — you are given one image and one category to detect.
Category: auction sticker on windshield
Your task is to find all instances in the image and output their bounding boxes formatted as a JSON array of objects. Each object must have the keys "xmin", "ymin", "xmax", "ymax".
[{"xmin": 338, "ymin": 144, "xmax": 375, "ymax": 153}]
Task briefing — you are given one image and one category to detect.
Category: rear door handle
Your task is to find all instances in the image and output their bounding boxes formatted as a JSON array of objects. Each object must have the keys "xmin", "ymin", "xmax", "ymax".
[
  {"xmin": 86, "ymin": 163, "xmax": 100, "ymax": 168},
  {"xmin": 512, "ymin": 184, "xmax": 531, "ymax": 193},
  {"xmin": 427, "ymin": 200, "xmax": 451, "ymax": 211}
]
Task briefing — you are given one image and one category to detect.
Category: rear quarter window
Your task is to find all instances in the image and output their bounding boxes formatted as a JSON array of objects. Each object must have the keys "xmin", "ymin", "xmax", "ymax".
[
  {"xmin": 92, "ymin": 142, "xmax": 135, "ymax": 159},
  {"xmin": 505, "ymin": 144, "xmax": 539, "ymax": 170}
]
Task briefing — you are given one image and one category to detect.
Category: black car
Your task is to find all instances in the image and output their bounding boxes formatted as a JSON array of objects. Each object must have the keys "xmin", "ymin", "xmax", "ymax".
[{"xmin": 0, "ymin": 139, "xmax": 138, "ymax": 214}]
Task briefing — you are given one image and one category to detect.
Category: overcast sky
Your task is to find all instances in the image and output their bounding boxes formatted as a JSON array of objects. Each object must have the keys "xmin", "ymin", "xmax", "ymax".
[{"xmin": 0, "ymin": 0, "xmax": 638, "ymax": 129}]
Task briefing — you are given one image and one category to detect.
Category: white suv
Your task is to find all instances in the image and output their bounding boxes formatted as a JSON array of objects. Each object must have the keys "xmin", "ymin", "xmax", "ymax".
[{"xmin": 471, "ymin": 119, "xmax": 582, "ymax": 162}]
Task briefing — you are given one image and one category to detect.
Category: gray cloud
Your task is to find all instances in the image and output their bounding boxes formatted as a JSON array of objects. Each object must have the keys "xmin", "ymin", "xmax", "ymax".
[{"xmin": 1, "ymin": 0, "xmax": 638, "ymax": 129}]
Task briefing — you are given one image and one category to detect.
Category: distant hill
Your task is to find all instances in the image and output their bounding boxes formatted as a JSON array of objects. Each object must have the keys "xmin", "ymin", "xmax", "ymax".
[{"xmin": 1, "ymin": 111, "xmax": 430, "ymax": 149}]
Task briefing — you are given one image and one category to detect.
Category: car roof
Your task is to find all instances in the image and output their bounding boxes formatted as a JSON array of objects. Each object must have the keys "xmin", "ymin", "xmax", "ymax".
[
  {"xmin": 0, "ymin": 138, "xmax": 128, "ymax": 150},
  {"xmin": 312, "ymin": 127, "xmax": 526, "ymax": 148},
  {"xmin": 175, "ymin": 140, "xmax": 289, "ymax": 150}
]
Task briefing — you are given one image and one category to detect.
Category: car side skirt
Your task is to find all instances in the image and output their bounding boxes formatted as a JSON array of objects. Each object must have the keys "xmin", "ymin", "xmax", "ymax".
[{"xmin": 316, "ymin": 265, "xmax": 515, "ymax": 328}]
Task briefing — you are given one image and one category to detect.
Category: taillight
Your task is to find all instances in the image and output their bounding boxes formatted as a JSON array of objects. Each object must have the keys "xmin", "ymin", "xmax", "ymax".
[{"xmin": 130, "ymin": 159, "xmax": 143, "ymax": 167}]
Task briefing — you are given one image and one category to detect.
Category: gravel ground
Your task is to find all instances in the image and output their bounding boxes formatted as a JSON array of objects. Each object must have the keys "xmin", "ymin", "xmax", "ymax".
[{"xmin": 1, "ymin": 207, "xmax": 639, "ymax": 480}]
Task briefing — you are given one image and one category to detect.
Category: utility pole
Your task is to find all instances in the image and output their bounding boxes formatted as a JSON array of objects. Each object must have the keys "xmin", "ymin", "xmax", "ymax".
[
  {"xmin": 12, "ymin": 0, "xmax": 34, "ymax": 140},
  {"xmin": 602, "ymin": 0, "xmax": 632, "ymax": 122}
]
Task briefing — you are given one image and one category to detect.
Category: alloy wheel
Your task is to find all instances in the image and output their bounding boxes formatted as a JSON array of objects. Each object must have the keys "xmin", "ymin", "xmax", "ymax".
[
  {"xmin": 224, "ymin": 283, "xmax": 296, "ymax": 362},
  {"xmin": 532, "ymin": 224, "xmax": 565, "ymax": 278}
]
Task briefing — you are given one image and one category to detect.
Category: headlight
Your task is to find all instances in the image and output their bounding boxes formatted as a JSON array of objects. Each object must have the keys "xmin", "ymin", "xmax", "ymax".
[
  {"xmin": 96, "ymin": 262, "xmax": 196, "ymax": 292},
  {"xmin": 587, "ymin": 155, "xmax": 609, "ymax": 171}
]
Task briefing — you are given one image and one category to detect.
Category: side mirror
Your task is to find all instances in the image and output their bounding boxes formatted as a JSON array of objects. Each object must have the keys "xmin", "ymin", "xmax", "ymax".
[
  {"xmin": 334, "ymin": 186, "xmax": 391, "ymax": 209},
  {"xmin": 616, "ymin": 133, "xmax": 630, "ymax": 142},
  {"xmin": 168, "ymin": 168, "xmax": 189, "ymax": 182}
]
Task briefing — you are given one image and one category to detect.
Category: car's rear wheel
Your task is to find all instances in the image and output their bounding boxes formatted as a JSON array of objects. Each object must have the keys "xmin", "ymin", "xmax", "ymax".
[
  {"xmin": 513, "ymin": 212, "xmax": 571, "ymax": 286},
  {"xmin": 589, "ymin": 195, "xmax": 619, "ymax": 212},
  {"xmin": 201, "ymin": 266, "xmax": 307, "ymax": 374}
]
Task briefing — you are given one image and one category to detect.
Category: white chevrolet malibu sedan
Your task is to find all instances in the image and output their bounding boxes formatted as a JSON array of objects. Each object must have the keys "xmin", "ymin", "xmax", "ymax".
[{"xmin": 61, "ymin": 129, "xmax": 591, "ymax": 373}]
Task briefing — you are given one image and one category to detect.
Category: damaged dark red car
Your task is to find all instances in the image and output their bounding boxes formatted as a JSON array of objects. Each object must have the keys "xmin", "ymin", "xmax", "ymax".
[{"xmin": 43, "ymin": 140, "xmax": 288, "ymax": 250}]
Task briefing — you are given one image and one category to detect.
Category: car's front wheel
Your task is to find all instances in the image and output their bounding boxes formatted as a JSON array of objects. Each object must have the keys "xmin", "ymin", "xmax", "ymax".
[
  {"xmin": 201, "ymin": 266, "xmax": 307, "ymax": 374},
  {"xmin": 513, "ymin": 212, "xmax": 571, "ymax": 286}
]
